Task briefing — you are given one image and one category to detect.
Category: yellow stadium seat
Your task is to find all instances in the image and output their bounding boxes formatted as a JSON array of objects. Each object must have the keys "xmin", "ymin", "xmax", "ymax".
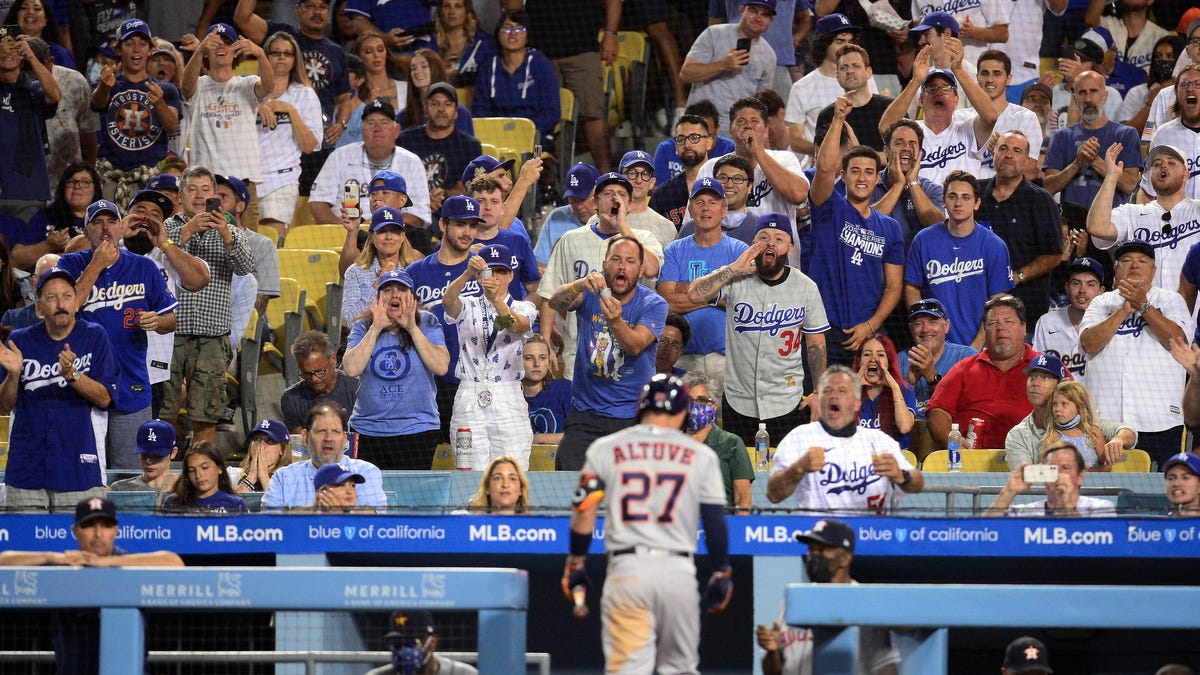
[
  {"xmin": 0, "ymin": 414, "xmax": 8, "ymax": 443},
  {"xmin": 922, "ymin": 449, "xmax": 1008, "ymax": 472},
  {"xmin": 557, "ymin": 88, "xmax": 578, "ymax": 187},
  {"xmin": 291, "ymin": 196, "xmax": 317, "ymax": 230},
  {"xmin": 598, "ymin": 31, "xmax": 650, "ymax": 146},
  {"xmin": 456, "ymin": 87, "xmax": 474, "ymax": 109},
  {"xmin": 1110, "ymin": 449, "xmax": 1151, "ymax": 473},
  {"xmin": 284, "ymin": 224, "xmax": 346, "ymax": 253},
  {"xmin": 529, "ymin": 444, "xmax": 558, "ymax": 471},
  {"xmin": 480, "ymin": 142, "xmax": 499, "ymax": 158},
  {"xmin": 432, "ymin": 443, "xmax": 456, "ymax": 470},
  {"xmin": 902, "ymin": 449, "xmax": 918, "ymax": 468},
  {"xmin": 277, "ymin": 249, "xmax": 341, "ymax": 331},
  {"xmin": 473, "ymin": 117, "xmax": 537, "ymax": 158}
]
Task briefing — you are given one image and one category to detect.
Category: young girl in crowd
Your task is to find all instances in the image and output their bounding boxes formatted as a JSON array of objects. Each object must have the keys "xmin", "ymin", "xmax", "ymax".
[
  {"xmin": 1041, "ymin": 381, "xmax": 1123, "ymax": 470},
  {"xmin": 467, "ymin": 456, "xmax": 531, "ymax": 514},
  {"xmin": 522, "ymin": 334, "xmax": 572, "ymax": 445},
  {"xmin": 853, "ymin": 334, "xmax": 917, "ymax": 449},
  {"xmin": 163, "ymin": 442, "xmax": 248, "ymax": 512}
]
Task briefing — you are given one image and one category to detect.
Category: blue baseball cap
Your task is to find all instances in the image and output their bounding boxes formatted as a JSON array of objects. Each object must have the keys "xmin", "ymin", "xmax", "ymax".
[
  {"xmin": 145, "ymin": 174, "xmax": 179, "ymax": 192},
  {"xmin": 755, "ymin": 212, "xmax": 793, "ymax": 242},
  {"xmin": 923, "ymin": 68, "xmax": 958, "ymax": 89},
  {"xmin": 369, "ymin": 170, "xmax": 408, "ymax": 195},
  {"xmin": 441, "ymin": 195, "xmax": 486, "ymax": 222},
  {"xmin": 564, "ymin": 163, "xmax": 599, "ymax": 200},
  {"xmin": 128, "ymin": 190, "xmax": 175, "ymax": 219},
  {"xmin": 690, "ymin": 176, "xmax": 725, "ymax": 200},
  {"xmin": 1164, "ymin": 452, "xmax": 1200, "ymax": 477},
  {"xmin": 134, "ymin": 419, "xmax": 176, "ymax": 456},
  {"xmin": 477, "ymin": 244, "xmax": 516, "ymax": 271},
  {"xmin": 215, "ymin": 175, "xmax": 249, "ymax": 205},
  {"xmin": 36, "ymin": 268, "xmax": 76, "ymax": 295},
  {"xmin": 207, "ymin": 22, "xmax": 238, "ymax": 42},
  {"xmin": 370, "ymin": 206, "xmax": 407, "ymax": 232},
  {"xmin": 462, "ymin": 155, "xmax": 515, "ymax": 186},
  {"xmin": 118, "ymin": 18, "xmax": 152, "ymax": 43},
  {"xmin": 1024, "ymin": 352, "xmax": 1066, "ymax": 380},
  {"xmin": 375, "ymin": 268, "xmax": 414, "ymax": 290},
  {"xmin": 314, "ymin": 463, "xmax": 366, "ymax": 491},
  {"xmin": 618, "ymin": 150, "xmax": 654, "ymax": 173},
  {"xmin": 593, "ymin": 172, "xmax": 633, "ymax": 198},
  {"xmin": 908, "ymin": 298, "xmax": 947, "ymax": 321},
  {"xmin": 741, "ymin": 0, "xmax": 777, "ymax": 14},
  {"xmin": 814, "ymin": 13, "xmax": 859, "ymax": 35},
  {"xmin": 1113, "ymin": 239, "xmax": 1155, "ymax": 262},
  {"xmin": 1067, "ymin": 257, "xmax": 1104, "ymax": 284},
  {"xmin": 98, "ymin": 41, "xmax": 117, "ymax": 59},
  {"xmin": 910, "ymin": 11, "xmax": 959, "ymax": 39},
  {"xmin": 248, "ymin": 418, "xmax": 289, "ymax": 444},
  {"xmin": 86, "ymin": 199, "xmax": 122, "ymax": 224}
]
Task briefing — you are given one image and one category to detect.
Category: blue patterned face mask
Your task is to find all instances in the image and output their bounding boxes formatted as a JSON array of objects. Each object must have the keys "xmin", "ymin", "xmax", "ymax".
[
  {"xmin": 1058, "ymin": 413, "xmax": 1082, "ymax": 430},
  {"xmin": 686, "ymin": 401, "xmax": 717, "ymax": 432}
]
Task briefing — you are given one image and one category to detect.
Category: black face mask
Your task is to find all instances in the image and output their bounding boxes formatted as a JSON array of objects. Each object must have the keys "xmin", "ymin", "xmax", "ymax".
[
  {"xmin": 803, "ymin": 553, "xmax": 835, "ymax": 583},
  {"xmin": 124, "ymin": 233, "xmax": 155, "ymax": 255}
]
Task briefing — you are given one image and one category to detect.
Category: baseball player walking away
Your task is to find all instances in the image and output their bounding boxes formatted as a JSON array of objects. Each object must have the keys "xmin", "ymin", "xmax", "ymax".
[{"xmin": 562, "ymin": 373, "xmax": 733, "ymax": 673}]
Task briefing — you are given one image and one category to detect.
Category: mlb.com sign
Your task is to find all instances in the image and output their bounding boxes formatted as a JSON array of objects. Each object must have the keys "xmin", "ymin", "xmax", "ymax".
[{"xmin": 197, "ymin": 524, "xmax": 283, "ymax": 543}]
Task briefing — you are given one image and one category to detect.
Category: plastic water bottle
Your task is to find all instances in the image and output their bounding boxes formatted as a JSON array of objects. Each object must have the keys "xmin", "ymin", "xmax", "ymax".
[
  {"xmin": 754, "ymin": 423, "xmax": 770, "ymax": 470},
  {"xmin": 947, "ymin": 423, "xmax": 963, "ymax": 473}
]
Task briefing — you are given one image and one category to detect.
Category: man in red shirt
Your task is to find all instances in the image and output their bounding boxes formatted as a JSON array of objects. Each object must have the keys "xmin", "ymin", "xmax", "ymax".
[{"xmin": 926, "ymin": 295, "xmax": 1040, "ymax": 449}]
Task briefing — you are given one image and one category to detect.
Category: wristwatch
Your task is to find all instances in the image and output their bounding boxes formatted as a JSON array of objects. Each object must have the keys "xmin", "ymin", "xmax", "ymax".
[
  {"xmin": 897, "ymin": 469, "xmax": 911, "ymax": 486},
  {"xmin": 1017, "ymin": 270, "xmax": 1026, "ymax": 284},
  {"xmin": 64, "ymin": 370, "xmax": 79, "ymax": 383},
  {"xmin": 1140, "ymin": 301, "xmax": 1153, "ymax": 314},
  {"xmin": 906, "ymin": 180, "xmax": 920, "ymax": 191}
]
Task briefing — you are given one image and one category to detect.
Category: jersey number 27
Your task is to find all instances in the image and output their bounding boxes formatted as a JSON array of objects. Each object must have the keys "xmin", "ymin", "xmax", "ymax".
[{"xmin": 620, "ymin": 471, "xmax": 685, "ymax": 523}]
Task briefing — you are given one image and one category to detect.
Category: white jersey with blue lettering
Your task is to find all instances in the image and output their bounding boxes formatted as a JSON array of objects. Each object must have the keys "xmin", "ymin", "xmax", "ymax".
[
  {"xmin": 770, "ymin": 423, "xmax": 912, "ymax": 514},
  {"xmin": 581, "ymin": 424, "xmax": 725, "ymax": 553},
  {"xmin": 1093, "ymin": 199, "xmax": 1200, "ymax": 292},
  {"xmin": 917, "ymin": 115, "xmax": 983, "ymax": 186},
  {"xmin": 723, "ymin": 267, "xmax": 829, "ymax": 419},
  {"xmin": 1032, "ymin": 307, "xmax": 1088, "ymax": 385},
  {"xmin": 959, "ymin": 103, "xmax": 1043, "ymax": 179}
]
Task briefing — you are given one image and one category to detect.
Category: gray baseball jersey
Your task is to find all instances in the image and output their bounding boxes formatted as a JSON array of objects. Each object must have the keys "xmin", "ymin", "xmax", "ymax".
[
  {"xmin": 723, "ymin": 267, "xmax": 829, "ymax": 419},
  {"xmin": 582, "ymin": 423, "xmax": 725, "ymax": 553}
]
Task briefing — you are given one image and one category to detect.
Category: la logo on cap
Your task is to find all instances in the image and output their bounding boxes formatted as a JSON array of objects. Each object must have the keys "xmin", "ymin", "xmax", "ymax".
[
  {"xmin": 382, "ymin": 210, "xmax": 393, "ymax": 220},
  {"xmin": 147, "ymin": 428, "xmax": 158, "ymax": 442},
  {"xmin": 465, "ymin": 201, "xmax": 475, "ymax": 212},
  {"xmin": 258, "ymin": 420, "xmax": 270, "ymax": 429},
  {"xmin": 489, "ymin": 248, "xmax": 499, "ymax": 258},
  {"xmin": 570, "ymin": 175, "xmax": 579, "ymax": 186}
]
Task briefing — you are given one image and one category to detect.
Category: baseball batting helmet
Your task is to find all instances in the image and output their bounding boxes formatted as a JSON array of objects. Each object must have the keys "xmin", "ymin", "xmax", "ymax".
[{"xmin": 638, "ymin": 374, "xmax": 690, "ymax": 416}]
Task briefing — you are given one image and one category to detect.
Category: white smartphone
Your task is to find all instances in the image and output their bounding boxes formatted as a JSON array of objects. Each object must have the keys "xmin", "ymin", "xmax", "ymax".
[{"xmin": 1023, "ymin": 464, "xmax": 1059, "ymax": 484}]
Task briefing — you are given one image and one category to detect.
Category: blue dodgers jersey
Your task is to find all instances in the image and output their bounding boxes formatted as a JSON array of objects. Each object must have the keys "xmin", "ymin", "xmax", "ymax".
[
  {"xmin": 858, "ymin": 386, "xmax": 917, "ymax": 449},
  {"xmin": 346, "ymin": 312, "xmax": 446, "ymax": 436},
  {"xmin": 571, "ymin": 285, "xmax": 668, "ymax": 419},
  {"xmin": 97, "ymin": 75, "xmax": 182, "ymax": 171},
  {"xmin": 6, "ymin": 318, "xmax": 118, "ymax": 491},
  {"xmin": 408, "ymin": 253, "xmax": 483, "ymax": 384},
  {"xmin": 57, "ymin": 249, "xmax": 178, "ymax": 412},
  {"xmin": 808, "ymin": 193, "xmax": 905, "ymax": 329},
  {"xmin": 905, "ymin": 224, "xmax": 1013, "ymax": 346},
  {"xmin": 659, "ymin": 235, "xmax": 749, "ymax": 355}
]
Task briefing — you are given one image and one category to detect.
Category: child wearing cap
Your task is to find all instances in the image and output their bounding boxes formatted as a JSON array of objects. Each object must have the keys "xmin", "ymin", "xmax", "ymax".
[
  {"xmin": 232, "ymin": 418, "xmax": 294, "ymax": 494},
  {"xmin": 1164, "ymin": 452, "xmax": 1200, "ymax": 516},
  {"xmin": 312, "ymin": 463, "xmax": 367, "ymax": 511},
  {"xmin": 442, "ymin": 244, "xmax": 538, "ymax": 468},
  {"xmin": 109, "ymin": 419, "xmax": 180, "ymax": 498},
  {"xmin": 92, "ymin": 18, "xmax": 183, "ymax": 206}
]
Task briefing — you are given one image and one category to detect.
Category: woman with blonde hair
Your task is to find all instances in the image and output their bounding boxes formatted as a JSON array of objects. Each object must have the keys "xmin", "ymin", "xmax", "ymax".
[
  {"xmin": 231, "ymin": 419, "xmax": 295, "ymax": 494},
  {"xmin": 257, "ymin": 31, "xmax": 322, "ymax": 242},
  {"xmin": 434, "ymin": 0, "xmax": 493, "ymax": 89},
  {"xmin": 467, "ymin": 456, "xmax": 531, "ymax": 514},
  {"xmin": 1041, "ymin": 381, "xmax": 1125, "ymax": 470}
]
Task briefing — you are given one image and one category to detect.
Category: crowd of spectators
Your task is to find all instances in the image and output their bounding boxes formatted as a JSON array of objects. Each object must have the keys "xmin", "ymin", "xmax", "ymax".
[{"xmin": 0, "ymin": 0, "xmax": 1197, "ymax": 517}]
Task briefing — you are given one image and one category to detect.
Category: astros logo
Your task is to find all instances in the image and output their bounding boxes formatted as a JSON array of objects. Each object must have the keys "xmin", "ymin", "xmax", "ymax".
[
  {"xmin": 107, "ymin": 89, "xmax": 162, "ymax": 151},
  {"xmin": 304, "ymin": 53, "xmax": 331, "ymax": 88}
]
